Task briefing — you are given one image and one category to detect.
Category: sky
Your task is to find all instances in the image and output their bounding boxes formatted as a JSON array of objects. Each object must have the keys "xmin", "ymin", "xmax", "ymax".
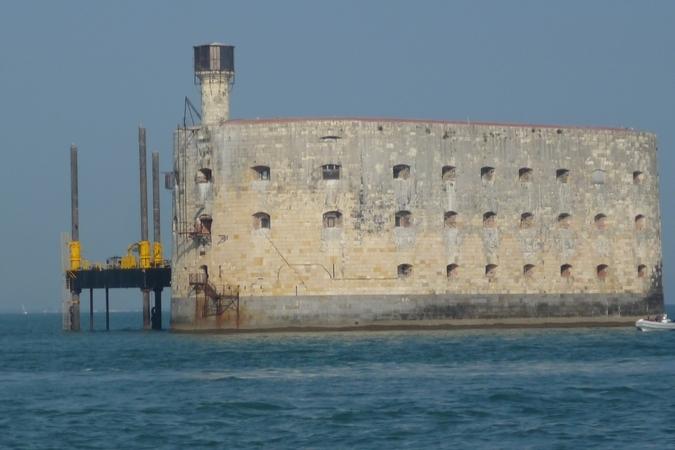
[{"xmin": 0, "ymin": 0, "xmax": 673, "ymax": 312}]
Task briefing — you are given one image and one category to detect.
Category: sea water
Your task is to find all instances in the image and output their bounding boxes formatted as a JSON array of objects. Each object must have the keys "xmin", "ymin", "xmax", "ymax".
[{"xmin": 1, "ymin": 308, "xmax": 674, "ymax": 449}]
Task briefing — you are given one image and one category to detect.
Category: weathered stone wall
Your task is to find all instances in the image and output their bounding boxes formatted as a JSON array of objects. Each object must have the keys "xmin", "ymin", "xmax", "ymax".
[{"xmin": 170, "ymin": 118, "xmax": 662, "ymax": 329}]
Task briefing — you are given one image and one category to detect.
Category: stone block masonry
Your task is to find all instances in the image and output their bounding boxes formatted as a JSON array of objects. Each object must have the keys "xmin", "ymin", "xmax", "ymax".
[{"xmin": 170, "ymin": 118, "xmax": 662, "ymax": 330}]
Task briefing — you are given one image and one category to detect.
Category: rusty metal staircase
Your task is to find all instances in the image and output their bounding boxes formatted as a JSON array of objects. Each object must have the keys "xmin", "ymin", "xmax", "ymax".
[{"xmin": 189, "ymin": 273, "xmax": 239, "ymax": 321}]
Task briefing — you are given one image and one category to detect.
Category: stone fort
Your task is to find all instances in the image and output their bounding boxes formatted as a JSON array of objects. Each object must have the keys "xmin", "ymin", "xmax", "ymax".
[{"xmin": 170, "ymin": 44, "xmax": 662, "ymax": 330}]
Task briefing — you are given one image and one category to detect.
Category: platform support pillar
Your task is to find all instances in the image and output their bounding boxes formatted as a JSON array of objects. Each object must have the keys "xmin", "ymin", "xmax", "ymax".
[
  {"xmin": 105, "ymin": 286, "xmax": 110, "ymax": 331},
  {"xmin": 152, "ymin": 288, "xmax": 162, "ymax": 330},
  {"xmin": 89, "ymin": 288, "xmax": 94, "ymax": 331}
]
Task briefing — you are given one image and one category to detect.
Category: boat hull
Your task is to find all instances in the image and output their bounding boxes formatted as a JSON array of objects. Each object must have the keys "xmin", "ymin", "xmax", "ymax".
[{"xmin": 635, "ymin": 319, "xmax": 675, "ymax": 332}]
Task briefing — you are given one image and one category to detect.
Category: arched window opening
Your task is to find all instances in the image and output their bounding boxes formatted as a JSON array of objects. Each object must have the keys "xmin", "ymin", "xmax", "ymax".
[
  {"xmin": 519, "ymin": 167, "xmax": 533, "ymax": 182},
  {"xmin": 520, "ymin": 212, "xmax": 534, "ymax": 229},
  {"xmin": 252, "ymin": 165, "xmax": 270, "ymax": 181},
  {"xmin": 196, "ymin": 214, "xmax": 212, "ymax": 235},
  {"xmin": 638, "ymin": 264, "xmax": 647, "ymax": 279},
  {"xmin": 253, "ymin": 212, "xmax": 271, "ymax": 230},
  {"xmin": 323, "ymin": 211, "xmax": 343, "ymax": 228},
  {"xmin": 594, "ymin": 213, "xmax": 607, "ymax": 230},
  {"xmin": 556, "ymin": 169, "xmax": 570, "ymax": 183},
  {"xmin": 597, "ymin": 264, "xmax": 609, "ymax": 280},
  {"xmin": 635, "ymin": 214, "xmax": 646, "ymax": 231},
  {"xmin": 196, "ymin": 168, "xmax": 212, "ymax": 183},
  {"xmin": 485, "ymin": 264, "xmax": 497, "ymax": 279},
  {"xmin": 560, "ymin": 264, "xmax": 572, "ymax": 278},
  {"xmin": 444, "ymin": 211, "xmax": 458, "ymax": 228},
  {"xmin": 633, "ymin": 171, "xmax": 645, "ymax": 185},
  {"xmin": 397, "ymin": 264, "xmax": 413, "ymax": 279},
  {"xmin": 481, "ymin": 166, "xmax": 495, "ymax": 182},
  {"xmin": 393, "ymin": 164, "xmax": 411, "ymax": 180},
  {"xmin": 395, "ymin": 210, "xmax": 412, "ymax": 228},
  {"xmin": 558, "ymin": 213, "xmax": 571, "ymax": 229},
  {"xmin": 483, "ymin": 211, "xmax": 497, "ymax": 228},
  {"xmin": 322, "ymin": 164, "xmax": 341, "ymax": 180},
  {"xmin": 442, "ymin": 165, "xmax": 456, "ymax": 182},
  {"xmin": 446, "ymin": 264, "xmax": 459, "ymax": 280},
  {"xmin": 523, "ymin": 264, "xmax": 535, "ymax": 278}
]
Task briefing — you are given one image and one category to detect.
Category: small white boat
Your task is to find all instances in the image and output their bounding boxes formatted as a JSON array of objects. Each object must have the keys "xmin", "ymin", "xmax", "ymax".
[{"xmin": 635, "ymin": 313, "xmax": 675, "ymax": 331}]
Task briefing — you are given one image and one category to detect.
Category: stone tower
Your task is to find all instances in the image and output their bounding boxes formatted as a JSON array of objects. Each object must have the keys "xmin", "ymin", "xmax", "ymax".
[{"xmin": 194, "ymin": 43, "xmax": 234, "ymax": 124}]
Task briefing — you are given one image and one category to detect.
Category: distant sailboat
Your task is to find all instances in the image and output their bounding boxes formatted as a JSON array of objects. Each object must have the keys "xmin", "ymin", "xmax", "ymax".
[{"xmin": 21, "ymin": 305, "xmax": 28, "ymax": 315}]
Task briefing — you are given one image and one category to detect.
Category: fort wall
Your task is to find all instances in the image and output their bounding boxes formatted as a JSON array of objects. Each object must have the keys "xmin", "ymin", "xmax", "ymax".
[{"xmin": 170, "ymin": 118, "xmax": 662, "ymax": 330}]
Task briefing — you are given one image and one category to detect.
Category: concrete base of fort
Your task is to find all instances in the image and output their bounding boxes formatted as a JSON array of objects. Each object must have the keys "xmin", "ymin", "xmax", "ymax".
[{"xmin": 170, "ymin": 292, "xmax": 663, "ymax": 332}]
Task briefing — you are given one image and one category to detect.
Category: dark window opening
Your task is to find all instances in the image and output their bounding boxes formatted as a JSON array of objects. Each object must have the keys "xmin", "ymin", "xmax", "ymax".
[
  {"xmin": 638, "ymin": 264, "xmax": 647, "ymax": 278},
  {"xmin": 481, "ymin": 166, "xmax": 495, "ymax": 182},
  {"xmin": 323, "ymin": 211, "xmax": 343, "ymax": 228},
  {"xmin": 444, "ymin": 211, "xmax": 458, "ymax": 228},
  {"xmin": 322, "ymin": 164, "xmax": 341, "ymax": 180},
  {"xmin": 196, "ymin": 168, "xmax": 212, "ymax": 183},
  {"xmin": 633, "ymin": 171, "xmax": 644, "ymax": 185},
  {"xmin": 197, "ymin": 214, "xmax": 212, "ymax": 235},
  {"xmin": 597, "ymin": 264, "xmax": 608, "ymax": 280},
  {"xmin": 393, "ymin": 164, "xmax": 411, "ymax": 180},
  {"xmin": 561, "ymin": 264, "xmax": 572, "ymax": 278},
  {"xmin": 252, "ymin": 165, "xmax": 270, "ymax": 181},
  {"xmin": 523, "ymin": 264, "xmax": 535, "ymax": 278},
  {"xmin": 558, "ymin": 213, "xmax": 571, "ymax": 229},
  {"xmin": 556, "ymin": 169, "xmax": 570, "ymax": 183},
  {"xmin": 592, "ymin": 169, "xmax": 606, "ymax": 185},
  {"xmin": 483, "ymin": 211, "xmax": 497, "ymax": 228},
  {"xmin": 442, "ymin": 165, "xmax": 456, "ymax": 182},
  {"xmin": 519, "ymin": 167, "xmax": 533, "ymax": 182},
  {"xmin": 397, "ymin": 264, "xmax": 413, "ymax": 279},
  {"xmin": 635, "ymin": 214, "xmax": 646, "ymax": 231},
  {"xmin": 520, "ymin": 212, "xmax": 534, "ymax": 229},
  {"xmin": 485, "ymin": 264, "xmax": 497, "ymax": 279},
  {"xmin": 253, "ymin": 212, "xmax": 271, "ymax": 230},
  {"xmin": 446, "ymin": 264, "xmax": 459, "ymax": 279},
  {"xmin": 395, "ymin": 210, "xmax": 412, "ymax": 228},
  {"xmin": 594, "ymin": 213, "xmax": 607, "ymax": 230}
]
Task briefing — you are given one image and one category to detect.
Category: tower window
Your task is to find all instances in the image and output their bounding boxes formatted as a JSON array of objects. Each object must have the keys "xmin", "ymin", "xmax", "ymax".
[
  {"xmin": 520, "ymin": 212, "xmax": 534, "ymax": 229},
  {"xmin": 197, "ymin": 214, "xmax": 212, "ymax": 235},
  {"xmin": 393, "ymin": 164, "xmax": 411, "ymax": 179},
  {"xmin": 592, "ymin": 169, "xmax": 606, "ymax": 185},
  {"xmin": 483, "ymin": 211, "xmax": 497, "ymax": 228},
  {"xmin": 635, "ymin": 214, "xmax": 646, "ymax": 231},
  {"xmin": 253, "ymin": 212, "xmax": 271, "ymax": 230},
  {"xmin": 481, "ymin": 166, "xmax": 495, "ymax": 183},
  {"xmin": 560, "ymin": 264, "xmax": 572, "ymax": 278},
  {"xmin": 594, "ymin": 213, "xmax": 607, "ymax": 230},
  {"xmin": 252, "ymin": 165, "xmax": 270, "ymax": 181},
  {"xmin": 397, "ymin": 264, "xmax": 413, "ymax": 279},
  {"xmin": 395, "ymin": 210, "xmax": 412, "ymax": 228},
  {"xmin": 444, "ymin": 211, "xmax": 458, "ymax": 228},
  {"xmin": 485, "ymin": 264, "xmax": 497, "ymax": 279},
  {"xmin": 638, "ymin": 264, "xmax": 647, "ymax": 278},
  {"xmin": 322, "ymin": 164, "xmax": 341, "ymax": 180},
  {"xmin": 523, "ymin": 264, "xmax": 535, "ymax": 278},
  {"xmin": 519, "ymin": 167, "xmax": 533, "ymax": 182},
  {"xmin": 442, "ymin": 165, "xmax": 456, "ymax": 182},
  {"xmin": 196, "ymin": 168, "xmax": 212, "ymax": 183},
  {"xmin": 597, "ymin": 264, "xmax": 609, "ymax": 280},
  {"xmin": 556, "ymin": 169, "xmax": 570, "ymax": 183},
  {"xmin": 446, "ymin": 264, "xmax": 459, "ymax": 280},
  {"xmin": 558, "ymin": 213, "xmax": 571, "ymax": 229},
  {"xmin": 633, "ymin": 171, "xmax": 645, "ymax": 185},
  {"xmin": 323, "ymin": 211, "xmax": 343, "ymax": 228}
]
